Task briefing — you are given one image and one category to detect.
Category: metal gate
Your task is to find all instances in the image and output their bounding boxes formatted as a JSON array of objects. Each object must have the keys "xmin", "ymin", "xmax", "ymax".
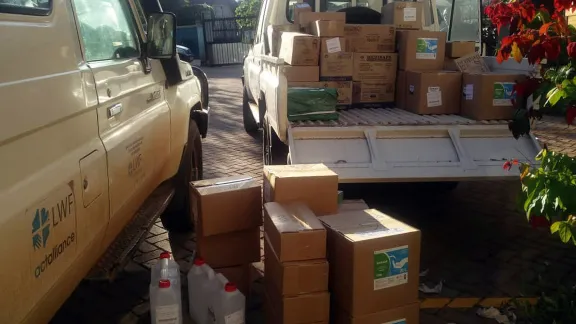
[{"xmin": 202, "ymin": 16, "xmax": 257, "ymax": 66}]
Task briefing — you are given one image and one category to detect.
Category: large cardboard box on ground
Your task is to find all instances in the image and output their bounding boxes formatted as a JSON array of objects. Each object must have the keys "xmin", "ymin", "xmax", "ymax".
[
  {"xmin": 264, "ymin": 235, "xmax": 329, "ymax": 296},
  {"xmin": 461, "ymin": 72, "xmax": 527, "ymax": 120},
  {"xmin": 284, "ymin": 65, "xmax": 320, "ymax": 82},
  {"xmin": 396, "ymin": 70, "xmax": 407, "ymax": 110},
  {"xmin": 190, "ymin": 175, "xmax": 262, "ymax": 236},
  {"xmin": 320, "ymin": 37, "xmax": 348, "ymax": 54},
  {"xmin": 298, "ymin": 12, "xmax": 346, "ymax": 33},
  {"xmin": 263, "ymin": 164, "xmax": 339, "ymax": 216},
  {"xmin": 344, "ymin": 24, "xmax": 395, "ymax": 53},
  {"xmin": 338, "ymin": 199, "xmax": 369, "ymax": 213},
  {"xmin": 333, "ymin": 302, "xmax": 420, "ymax": 324},
  {"xmin": 353, "ymin": 53, "xmax": 398, "ymax": 81},
  {"xmin": 319, "ymin": 209, "xmax": 421, "ymax": 316},
  {"xmin": 263, "ymin": 202, "xmax": 326, "ymax": 262},
  {"xmin": 279, "ymin": 32, "xmax": 320, "ymax": 66},
  {"xmin": 293, "ymin": 2, "xmax": 312, "ymax": 28},
  {"xmin": 196, "ymin": 227, "xmax": 261, "ymax": 268},
  {"xmin": 405, "ymin": 70, "xmax": 462, "ymax": 115},
  {"xmin": 288, "ymin": 81, "xmax": 353, "ymax": 108},
  {"xmin": 446, "ymin": 41, "xmax": 476, "ymax": 58},
  {"xmin": 397, "ymin": 30, "xmax": 446, "ymax": 71},
  {"xmin": 215, "ymin": 264, "xmax": 251, "ymax": 296},
  {"xmin": 320, "ymin": 52, "xmax": 353, "ymax": 80},
  {"xmin": 381, "ymin": 2, "xmax": 423, "ymax": 30},
  {"xmin": 268, "ymin": 24, "xmax": 300, "ymax": 57},
  {"xmin": 352, "ymin": 80, "xmax": 395, "ymax": 106},
  {"xmin": 265, "ymin": 279, "xmax": 330, "ymax": 324},
  {"xmin": 312, "ymin": 20, "xmax": 345, "ymax": 37}
]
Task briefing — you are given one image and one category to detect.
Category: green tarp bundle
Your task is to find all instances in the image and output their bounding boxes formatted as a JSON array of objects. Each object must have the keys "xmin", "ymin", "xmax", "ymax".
[{"xmin": 287, "ymin": 88, "xmax": 339, "ymax": 122}]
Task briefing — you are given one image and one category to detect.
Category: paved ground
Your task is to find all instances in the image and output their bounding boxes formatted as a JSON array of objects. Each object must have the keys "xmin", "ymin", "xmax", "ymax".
[{"xmin": 52, "ymin": 66, "xmax": 576, "ymax": 324}]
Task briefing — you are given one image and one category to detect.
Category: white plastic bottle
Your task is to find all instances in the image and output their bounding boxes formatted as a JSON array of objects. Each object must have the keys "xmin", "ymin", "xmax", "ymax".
[
  {"xmin": 150, "ymin": 279, "xmax": 182, "ymax": 324},
  {"xmin": 187, "ymin": 257, "xmax": 210, "ymax": 322},
  {"xmin": 213, "ymin": 282, "xmax": 245, "ymax": 324},
  {"xmin": 195, "ymin": 268, "xmax": 221, "ymax": 324},
  {"xmin": 151, "ymin": 252, "xmax": 181, "ymax": 304}
]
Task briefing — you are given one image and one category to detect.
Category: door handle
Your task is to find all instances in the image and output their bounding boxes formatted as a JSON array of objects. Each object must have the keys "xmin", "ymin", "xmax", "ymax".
[{"xmin": 108, "ymin": 103, "xmax": 123, "ymax": 118}]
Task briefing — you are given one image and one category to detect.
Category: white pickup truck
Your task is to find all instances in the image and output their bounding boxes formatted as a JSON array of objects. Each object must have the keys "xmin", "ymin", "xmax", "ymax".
[{"xmin": 242, "ymin": 0, "xmax": 540, "ymax": 185}]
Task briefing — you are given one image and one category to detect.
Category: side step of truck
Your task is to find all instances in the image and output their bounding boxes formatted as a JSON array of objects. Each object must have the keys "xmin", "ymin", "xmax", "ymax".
[{"xmin": 86, "ymin": 183, "xmax": 175, "ymax": 281}]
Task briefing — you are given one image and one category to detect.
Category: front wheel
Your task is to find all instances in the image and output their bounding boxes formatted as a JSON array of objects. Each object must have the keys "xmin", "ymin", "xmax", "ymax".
[{"xmin": 161, "ymin": 119, "xmax": 203, "ymax": 232}]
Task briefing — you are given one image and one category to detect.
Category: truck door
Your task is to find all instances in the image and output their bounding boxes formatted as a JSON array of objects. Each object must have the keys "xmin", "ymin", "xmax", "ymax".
[
  {"xmin": 246, "ymin": 0, "xmax": 271, "ymax": 101},
  {"xmin": 72, "ymin": 0, "xmax": 171, "ymax": 244}
]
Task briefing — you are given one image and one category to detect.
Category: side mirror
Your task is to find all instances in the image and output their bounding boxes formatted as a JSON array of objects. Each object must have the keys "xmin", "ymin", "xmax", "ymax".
[{"xmin": 147, "ymin": 12, "xmax": 177, "ymax": 59}]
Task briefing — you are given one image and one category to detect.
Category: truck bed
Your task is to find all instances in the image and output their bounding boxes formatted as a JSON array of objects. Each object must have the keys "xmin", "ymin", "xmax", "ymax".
[{"xmin": 290, "ymin": 107, "xmax": 509, "ymax": 127}]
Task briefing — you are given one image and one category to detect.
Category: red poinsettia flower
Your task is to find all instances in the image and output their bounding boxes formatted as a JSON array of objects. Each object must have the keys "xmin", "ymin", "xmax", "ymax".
[
  {"xmin": 568, "ymin": 42, "xmax": 576, "ymax": 59},
  {"xmin": 567, "ymin": 106, "xmax": 576, "ymax": 125},
  {"xmin": 542, "ymin": 38, "xmax": 561, "ymax": 61},
  {"xmin": 529, "ymin": 215, "xmax": 551, "ymax": 228}
]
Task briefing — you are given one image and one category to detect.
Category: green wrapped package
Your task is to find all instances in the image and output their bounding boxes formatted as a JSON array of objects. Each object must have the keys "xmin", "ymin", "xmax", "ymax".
[{"xmin": 287, "ymin": 87, "xmax": 339, "ymax": 122}]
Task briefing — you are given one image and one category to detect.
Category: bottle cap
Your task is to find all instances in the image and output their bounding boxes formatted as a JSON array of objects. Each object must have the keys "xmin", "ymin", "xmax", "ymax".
[
  {"xmin": 159, "ymin": 279, "xmax": 171, "ymax": 288},
  {"xmin": 193, "ymin": 257, "xmax": 205, "ymax": 266},
  {"xmin": 224, "ymin": 282, "xmax": 237, "ymax": 292},
  {"xmin": 160, "ymin": 251, "xmax": 171, "ymax": 259}
]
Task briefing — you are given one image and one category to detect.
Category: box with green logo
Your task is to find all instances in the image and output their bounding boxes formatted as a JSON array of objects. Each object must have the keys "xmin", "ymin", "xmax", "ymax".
[
  {"xmin": 318, "ymin": 209, "xmax": 421, "ymax": 317},
  {"xmin": 461, "ymin": 72, "xmax": 527, "ymax": 120},
  {"xmin": 396, "ymin": 30, "xmax": 446, "ymax": 71}
]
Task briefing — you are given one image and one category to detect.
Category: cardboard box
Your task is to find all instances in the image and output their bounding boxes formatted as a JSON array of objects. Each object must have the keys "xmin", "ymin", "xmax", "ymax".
[
  {"xmin": 288, "ymin": 81, "xmax": 353, "ymax": 108},
  {"xmin": 405, "ymin": 70, "xmax": 462, "ymax": 115},
  {"xmin": 397, "ymin": 30, "xmax": 446, "ymax": 71},
  {"xmin": 381, "ymin": 2, "xmax": 423, "ymax": 30},
  {"xmin": 263, "ymin": 164, "xmax": 339, "ymax": 216},
  {"xmin": 461, "ymin": 72, "xmax": 527, "ymax": 120},
  {"xmin": 215, "ymin": 264, "xmax": 251, "ymax": 296},
  {"xmin": 338, "ymin": 199, "xmax": 369, "ymax": 213},
  {"xmin": 263, "ymin": 202, "xmax": 326, "ymax": 262},
  {"xmin": 264, "ymin": 235, "xmax": 329, "ymax": 296},
  {"xmin": 312, "ymin": 20, "xmax": 345, "ymax": 37},
  {"xmin": 279, "ymin": 32, "xmax": 320, "ymax": 66},
  {"xmin": 293, "ymin": 2, "xmax": 312, "ymax": 27},
  {"xmin": 196, "ymin": 227, "xmax": 261, "ymax": 268},
  {"xmin": 265, "ymin": 279, "xmax": 330, "ymax": 324},
  {"xmin": 352, "ymin": 80, "xmax": 395, "ymax": 106},
  {"xmin": 396, "ymin": 70, "xmax": 407, "ymax": 110},
  {"xmin": 344, "ymin": 24, "xmax": 395, "ymax": 53},
  {"xmin": 319, "ymin": 209, "xmax": 421, "ymax": 316},
  {"xmin": 268, "ymin": 24, "xmax": 300, "ymax": 57},
  {"xmin": 446, "ymin": 41, "xmax": 476, "ymax": 58},
  {"xmin": 353, "ymin": 53, "xmax": 398, "ymax": 82},
  {"xmin": 333, "ymin": 302, "xmax": 420, "ymax": 324},
  {"xmin": 320, "ymin": 37, "xmax": 348, "ymax": 54},
  {"xmin": 443, "ymin": 58, "xmax": 459, "ymax": 71},
  {"xmin": 284, "ymin": 65, "xmax": 320, "ymax": 82},
  {"xmin": 190, "ymin": 175, "xmax": 262, "ymax": 236},
  {"xmin": 298, "ymin": 12, "xmax": 346, "ymax": 33},
  {"xmin": 320, "ymin": 52, "xmax": 353, "ymax": 80}
]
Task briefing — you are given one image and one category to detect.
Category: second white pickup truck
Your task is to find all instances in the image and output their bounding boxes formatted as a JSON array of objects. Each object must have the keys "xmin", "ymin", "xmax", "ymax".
[{"xmin": 242, "ymin": 0, "xmax": 540, "ymax": 184}]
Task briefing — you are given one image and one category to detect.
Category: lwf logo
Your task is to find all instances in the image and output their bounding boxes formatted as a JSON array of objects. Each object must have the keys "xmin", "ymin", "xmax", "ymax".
[{"xmin": 32, "ymin": 208, "xmax": 50, "ymax": 250}]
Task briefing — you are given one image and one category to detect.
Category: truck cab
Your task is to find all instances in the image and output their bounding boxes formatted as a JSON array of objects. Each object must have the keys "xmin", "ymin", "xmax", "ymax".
[
  {"xmin": 0, "ymin": 0, "xmax": 207, "ymax": 322},
  {"xmin": 242, "ymin": 0, "xmax": 540, "ymax": 184}
]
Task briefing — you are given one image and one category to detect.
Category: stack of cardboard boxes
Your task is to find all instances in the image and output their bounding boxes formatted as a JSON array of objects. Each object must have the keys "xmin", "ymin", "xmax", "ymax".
[
  {"xmin": 262, "ymin": 164, "xmax": 339, "ymax": 323},
  {"xmin": 189, "ymin": 175, "xmax": 262, "ymax": 295}
]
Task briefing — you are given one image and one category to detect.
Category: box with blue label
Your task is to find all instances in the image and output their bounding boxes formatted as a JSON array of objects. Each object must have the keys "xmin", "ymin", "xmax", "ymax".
[
  {"xmin": 461, "ymin": 72, "xmax": 527, "ymax": 120},
  {"xmin": 318, "ymin": 209, "xmax": 421, "ymax": 316},
  {"xmin": 397, "ymin": 30, "xmax": 446, "ymax": 71},
  {"xmin": 333, "ymin": 302, "xmax": 420, "ymax": 324}
]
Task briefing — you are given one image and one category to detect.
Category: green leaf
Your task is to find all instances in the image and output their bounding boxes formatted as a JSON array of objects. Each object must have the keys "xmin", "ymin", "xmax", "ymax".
[
  {"xmin": 553, "ymin": 221, "xmax": 574, "ymax": 243},
  {"xmin": 551, "ymin": 221, "xmax": 562, "ymax": 234},
  {"xmin": 549, "ymin": 89, "xmax": 564, "ymax": 105}
]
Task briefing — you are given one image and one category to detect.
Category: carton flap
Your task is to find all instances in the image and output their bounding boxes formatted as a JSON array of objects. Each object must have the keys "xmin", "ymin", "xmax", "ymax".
[
  {"xmin": 191, "ymin": 175, "xmax": 257, "ymax": 195},
  {"xmin": 264, "ymin": 163, "xmax": 337, "ymax": 179},
  {"xmin": 319, "ymin": 209, "xmax": 417, "ymax": 241},
  {"xmin": 264, "ymin": 202, "xmax": 325, "ymax": 233}
]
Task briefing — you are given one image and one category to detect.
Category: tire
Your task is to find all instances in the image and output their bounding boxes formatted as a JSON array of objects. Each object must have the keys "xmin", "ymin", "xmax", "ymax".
[
  {"xmin": 243, "ymin": 87, "xmax": 259, "ymax": 134},
  {"xmin": 161, "ymin": 119, "xmax": 203, "ymax": 232}
]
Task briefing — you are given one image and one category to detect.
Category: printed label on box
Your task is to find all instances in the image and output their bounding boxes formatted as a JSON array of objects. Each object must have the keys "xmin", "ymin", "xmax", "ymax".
[
  {"xmin": 403, "ymin": 7, "xmax": 417, "ymax": 21},
  {"xmin": 384, "ymin": 320, "xmax": 407, "ymax": 324},
  {"xmin": 427, "ymin": 91, "xmax": 442, "ymax": 107},
  {"xmin": 493, "ymin": 82, "xmax": 515, "ymax": 106},
  {"xmin": 409, "ymin": 85, "xmax": 415, "ymax": 93},
  {"xmin": 326, "ymin": 37, "xmax": 342, "ymax": 53},
  {"xmin": 416, "ymin": 38, "xmax": 438, "ymax": 59},
  {"xmin": 428, "ymin": 86, "xmax": 440, "ymax": 92},
  {"xmin": 464, "ymin": 84, "xmax": 473, "ymax": 100},
  {"xmin": 373, "ymin": 245, "xmax": 409, "ymax": 290}
]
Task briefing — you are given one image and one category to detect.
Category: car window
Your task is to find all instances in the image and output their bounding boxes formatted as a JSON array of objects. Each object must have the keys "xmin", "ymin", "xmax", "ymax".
[
  {"xmin": 72, "ymin": 0, "xmax": 140, "ymax": 62},
  {"xmin": 0, "ymin": 0, "xmax": 51, "ymax": 15}
]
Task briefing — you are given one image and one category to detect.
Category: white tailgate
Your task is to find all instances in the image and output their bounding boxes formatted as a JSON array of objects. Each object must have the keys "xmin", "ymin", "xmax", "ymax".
[{"xmin": 288, "ymin": 123, "xmax": 540, "ymax": 183}]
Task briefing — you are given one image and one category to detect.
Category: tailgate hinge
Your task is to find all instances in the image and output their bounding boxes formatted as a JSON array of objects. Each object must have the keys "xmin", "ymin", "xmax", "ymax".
[{"xmin": 448, "ymin": 128, "xmax": 477, "ymax": 170}]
